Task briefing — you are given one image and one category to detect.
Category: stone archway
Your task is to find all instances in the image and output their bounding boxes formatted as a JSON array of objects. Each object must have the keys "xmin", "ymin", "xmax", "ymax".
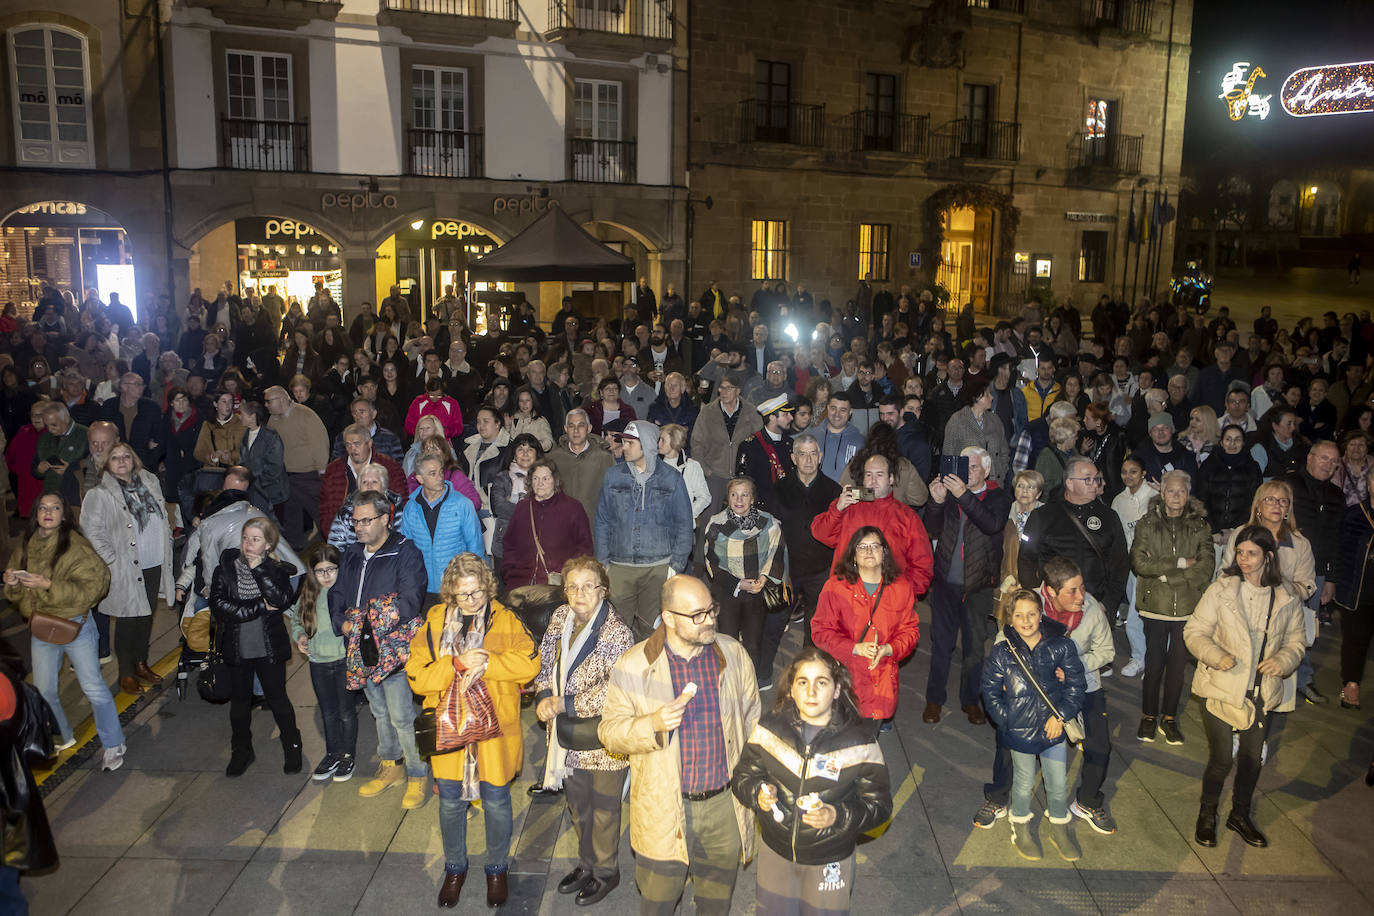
[{"xmin": 921, "ymin": 183, "xmax": 1020, "ymax": 316}]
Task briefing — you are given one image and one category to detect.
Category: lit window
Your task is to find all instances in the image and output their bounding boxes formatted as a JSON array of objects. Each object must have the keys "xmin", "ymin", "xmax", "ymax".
[
  {"xmin": 858, "ymin": 224, "xmax": 891, "ymax": 281},
  {"xmin": 8, "ymin": 26, "xmax": 93, "ymax": 167},
  {"xmin": 1079, "ymin": 231, "xmax": 1108, "ymax": 283},
  {"xmin": 751, "ymin": 220, "xmax": 789, "ymax": 281}
]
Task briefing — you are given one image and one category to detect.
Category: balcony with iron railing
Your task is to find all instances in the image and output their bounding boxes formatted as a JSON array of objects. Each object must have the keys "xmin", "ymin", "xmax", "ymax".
[
  {"xmin": 1082, "ymin": 0, "xmax": 1153, "ymax": 36},
  {"xmin": 546, "ymin": 0, "xmax": 674, "ymax": 49},
  {"xmin": 184, "ymin": 0, "xmax": 340, "ymax": 28},
  {"xmin": 966, "ymin": 0, "xmax": 1025, "ymax": 13},
  {"xmin": 568, "ymin": 137, "xmax": 637, "ymax": 183},
  {"xmin": 221, "ymin": 117, "xmax": 309, "ymax": 172},
  {"xmin": 406, "ymin": 127, "xmax": 484, "ymax": 178},
  {"xmin": 1073, "ymin": 132, "xmax": 1143, "ymax": 174},
  {"xmin": 839, "ymin": 110, "xmax": 930, "ymax": 155},
  {"xmin": 378, "ymin": 0, "xmax": 519, "ymax": 40},
  {"xmin": 930, "ymin": 118, "xmax": 1020, "ymax": 162},
  {"xmin": 738, "ymin": 99, "xmax": 825, "ymax": 147}
]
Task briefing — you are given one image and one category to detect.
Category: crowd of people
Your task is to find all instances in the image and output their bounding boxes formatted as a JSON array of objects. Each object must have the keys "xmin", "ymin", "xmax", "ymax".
[{"xmin": 0, "ymin": 274, "xmax": 1371, "ymax": 912}]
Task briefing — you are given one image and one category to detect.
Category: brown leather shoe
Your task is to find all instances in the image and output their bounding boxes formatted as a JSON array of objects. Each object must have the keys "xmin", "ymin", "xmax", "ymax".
[
  {"xmin": 437, "ymin": 871, "xmax": 465, "ymax": 908},
  {"xmin": 134, "ymin": 662, "xmax": 161, "ymax": 685},
  {"xmin": 486, "ymin": 869, "xmax": 509, "ymax": 907},
  {"xmin": 120, "ymin": 676, "xmax": 145, "ymax": 695},
  {"xmin": 962, "ymin": 704, "xmax": 987, "ymax": 725},
  {"xmin": 922, "ymin": 703, "xmax": 942, "ymax": 723}
]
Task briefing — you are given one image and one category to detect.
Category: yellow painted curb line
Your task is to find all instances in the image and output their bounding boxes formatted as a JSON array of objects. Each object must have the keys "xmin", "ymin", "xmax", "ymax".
[{"xmin": 34, "ymin": 645, "xmax": 182, "ymax": 786}]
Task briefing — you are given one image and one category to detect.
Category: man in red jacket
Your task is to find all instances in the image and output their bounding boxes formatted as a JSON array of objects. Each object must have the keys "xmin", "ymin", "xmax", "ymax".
[
  {"xmin": 810, "ymin": 453, "xmax": 934, "ymax": 595},
  {"xmin": 318, "ymin": 423, "xmax": 406, "ymax": 529}
]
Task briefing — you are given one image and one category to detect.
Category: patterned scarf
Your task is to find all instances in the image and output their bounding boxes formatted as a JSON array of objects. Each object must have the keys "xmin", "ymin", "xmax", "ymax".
[
  {"xmin": 116, "ymin": 474, "xmax": 161, "ymax": 531},
  {"xmin": 706, "ymin": 508, "xmax": 786, "ymax": 583},
  {"xmin": 439, "ymin": 604, "xmax": 489, "ymax": 800}
]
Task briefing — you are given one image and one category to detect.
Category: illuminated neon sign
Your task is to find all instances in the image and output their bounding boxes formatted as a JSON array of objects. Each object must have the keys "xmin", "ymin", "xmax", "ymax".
[
  {"xmin": 1219, "ymin": 62, "xmax": 1271, "ymax": 120},
  {"xmin": 1281, "ymin": 60, "xmax": 1374, "ymax": 117}
]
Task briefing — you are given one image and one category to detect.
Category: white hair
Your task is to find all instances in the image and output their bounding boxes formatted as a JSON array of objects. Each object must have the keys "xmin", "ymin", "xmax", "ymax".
[{"xmin": 960, "ymin": 446, "xmax": 992, "ymax": 472}]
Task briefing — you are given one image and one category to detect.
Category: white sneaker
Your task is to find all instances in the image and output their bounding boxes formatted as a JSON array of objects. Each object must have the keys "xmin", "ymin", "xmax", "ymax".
[
  {"xmin": 101, "ymin": 744, "xmax": 127, "ymax": 772},
  {"xmin": 1121, "ymin": 659, "xmax": 1144, "ymax": 678},
  {"xmin": 54, "ymin": 737, "xmax": 77, "ymax": 754}
]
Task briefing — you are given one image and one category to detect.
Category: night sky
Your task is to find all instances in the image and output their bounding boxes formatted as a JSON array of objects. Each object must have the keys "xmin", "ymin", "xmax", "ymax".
[{"xmin": 1182, "ymin": 0, "xmax": 1374, "ymax": 172}]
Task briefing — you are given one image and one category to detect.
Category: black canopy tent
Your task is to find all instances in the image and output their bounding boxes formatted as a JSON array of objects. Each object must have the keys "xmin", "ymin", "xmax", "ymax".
[{"xmin": 465, "ymin": 204, "xmax": 635, "ymax": 331}]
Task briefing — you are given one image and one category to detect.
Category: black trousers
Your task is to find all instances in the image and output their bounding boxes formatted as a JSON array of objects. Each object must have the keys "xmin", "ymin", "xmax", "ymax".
[
  {"xmin": 713, "ymin": 583, "xmax": 765, "ymax": 681},
  {"xmin": 793, "ymin": 568, "xmax": 830, "ymax": 648},
  {"xmin": 229, "ymin": 656, "xmax": 299, "ymax": 753},
  {"xmin": 925, "ymin": 581, "xmax": 993, "ymax": 708},
  {"xmin": 1075, "ymin": 688, "xmax": 1112, "ymax": 809},
  {"xmin": 1142, "ymin": 617, "xmax": 1189, "ymax": 718},
  {"xmin": 114, "ymin": 567, "xmax": 161, "ymax": 679},
  {"xmin": 1341, "ymin": 601, "xmax": 1374, "ymax": 685},
  {"xmin": 1201, "ymin": 705, "xmax": 1273, "ymax": 811}
]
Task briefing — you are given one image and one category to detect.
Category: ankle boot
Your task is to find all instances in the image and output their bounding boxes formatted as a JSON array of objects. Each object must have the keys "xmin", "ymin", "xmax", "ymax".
[
  {"xmin": 1226, "ymin": 806, "xmax": 1268, "ymax": 847},
  {"xmin": 282, "ymin": 733, "xmax": 303, "ymax": 775},
  {"xmin": 1195, "ymin": 802, "xmax": 1219, "ymax": 847},
  {"xmin": 226, "ymin": 746, "xmax": 255, "ymax": 778}
]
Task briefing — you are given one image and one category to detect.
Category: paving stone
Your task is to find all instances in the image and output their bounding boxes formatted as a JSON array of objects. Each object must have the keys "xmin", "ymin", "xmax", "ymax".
[
  {"xmin": 24, "ymin": 855, "xmax": 116, "ymax": 915},
  {"xmin": 125, "ymin": 771, "xmax": 301, "ymax": 861},
  {"xmin": 48, "ymin": 770, "xmax": 197, "ymax": 858},
  {"xmin": 211, "ymin": 860, "xmax": 378, "ymax": 915},
  {"xmin": 1083, "ymin": 875, "xmax": 1242, "ymax": 915},
  {"xmin": 253, "ymin": 777, "xmax": 407, "ymax": 864},
  {"xmin": 68, "ymin": 857, "xmax": 242, "ymax": 916},
  {"xmin": 951, "ymin": 872, "xmax": 1099, "ymax": 913},
  {"xmin": 1219, "ymin": 877, "xmax": 1374, "ymax": 914}
]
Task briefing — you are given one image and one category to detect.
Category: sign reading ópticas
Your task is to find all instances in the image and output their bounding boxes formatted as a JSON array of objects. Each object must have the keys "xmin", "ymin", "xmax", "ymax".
[{"xmin": 1220, "ymin": 59, "xmax": 1374, "ymax": 121}]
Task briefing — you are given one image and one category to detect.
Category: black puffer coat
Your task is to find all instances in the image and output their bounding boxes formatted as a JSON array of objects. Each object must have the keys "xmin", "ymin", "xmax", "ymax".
[
  {"xmin": 922, "ymin": 481, "xmax": 1012, "ymax": 592},
  {"xmin": 1334, "ymin": 501, "xmax": 1374, "ymax": 609},
  {"xmin": 1283, "ymin": 469, "xmax": 1344, "ymax": 577},
  {"xmin": 731, "ymin": 706, "xmax": 892, "ymax": 866},
  {"xmin": 981, "ymin": 617, "xmax": 1086, "ymax": 754},
  {"xmin": 209, "ymin": 549, "xmax": 297, "ymax": 665},
  {"xmin": 1197, "ymin": 448, "xmax": 1264, "ymax": 532}
]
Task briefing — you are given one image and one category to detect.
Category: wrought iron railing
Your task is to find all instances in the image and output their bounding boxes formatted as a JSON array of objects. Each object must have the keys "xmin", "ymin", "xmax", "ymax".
[
  {"xmin": 966, "ymin": 0, "xmax": 1026, "ymax": 12},
  {"xmin": 382, "ymin": 0, "xmax": 519, "ymax": 17},
  {"xmin": 842, "ymin": 110, "xmax": 930, "ymax": 155},
  {"xmin": 931, "ymin": 118, "xmax": 1020, "ymax": 161},
  {"xmin": 1082, "ymin": 0, "xmax": 1153, "ymax": 35},
  {"xmin": 1075, "ymin": 132, "xmax": 1142, "ymax": 173},
  {"xmin": 548, "ymin": 0, "xmax": 673, "ymax": 39},
  {"xmin": 569, "ymin": 137, "xmax": 637, "ymax": 182},
  {"xmin": 221, "ymin": 117, "xmax": 309, "ymax": 171},
  {"xmin": 406, "ymin": 128, "xmax": 484, "ymax": 178},
  {"xmin": 738, "ymin": 99, "xmax": 825, "ymax": 147}
]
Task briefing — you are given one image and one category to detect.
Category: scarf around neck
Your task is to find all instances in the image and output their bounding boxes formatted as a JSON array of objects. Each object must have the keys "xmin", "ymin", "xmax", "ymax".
[
  {"xmin": 116, "ymin": 473, "xmax": 161, "ymax": 530},
  {"xmin": 1041, "ymin": 584, "xmax": 1083, "ymax": 633}
]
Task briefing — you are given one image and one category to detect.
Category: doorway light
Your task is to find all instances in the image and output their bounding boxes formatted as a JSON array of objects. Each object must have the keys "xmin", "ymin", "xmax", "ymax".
[{"xmin": 410, "ymin": 219, "xmax": 425, "ymax": 230}]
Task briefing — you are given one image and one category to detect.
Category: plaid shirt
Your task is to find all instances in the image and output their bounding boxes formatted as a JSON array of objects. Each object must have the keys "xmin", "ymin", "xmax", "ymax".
[
  {"xmin": 666, "ymin": 645, "xmax": 729, "ymax": 793},
  {"xmin": 1011, "ymin": 428, "xmax": 1034, "ymax": 474}
]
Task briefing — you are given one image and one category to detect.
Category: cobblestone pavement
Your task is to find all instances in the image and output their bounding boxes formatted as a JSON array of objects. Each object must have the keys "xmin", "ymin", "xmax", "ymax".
[{"xmin": 19, "ymin": 589, "xmax": 1373, "ymax": 915}]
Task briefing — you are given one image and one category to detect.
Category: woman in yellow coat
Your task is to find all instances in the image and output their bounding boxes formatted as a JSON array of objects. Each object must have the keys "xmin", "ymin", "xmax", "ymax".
[{"xmin": 407, "ymin": 552, "xmax": 540, "ymax": 910}]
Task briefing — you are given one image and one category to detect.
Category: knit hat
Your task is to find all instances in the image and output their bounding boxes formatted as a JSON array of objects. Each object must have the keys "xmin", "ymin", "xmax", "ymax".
[{"xmin": 1148, "ymin": 413, "xmax": 1175, "ymax": 431}]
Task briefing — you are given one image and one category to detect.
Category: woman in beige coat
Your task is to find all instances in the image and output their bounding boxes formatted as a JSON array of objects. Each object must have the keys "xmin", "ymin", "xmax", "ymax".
[
  {"xmin": 1185, "ymin": 525, "xmax": 1306, "ymax": 850},
  {"xmin": 80, "ymin": 441, "xmax": 176, "ymax": 695}
]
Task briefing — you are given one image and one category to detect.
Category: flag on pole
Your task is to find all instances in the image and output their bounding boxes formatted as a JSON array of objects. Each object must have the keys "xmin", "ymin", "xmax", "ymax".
[{"xmin": 1127, "ymin": 190, "xmax": 1139, "ymax": 244}]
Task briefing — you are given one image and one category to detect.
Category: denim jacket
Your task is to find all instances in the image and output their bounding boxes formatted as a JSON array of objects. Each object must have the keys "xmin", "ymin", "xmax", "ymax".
[{"xmin": 594, "ymin": 458, "xmax": 694, "ymax": 572}]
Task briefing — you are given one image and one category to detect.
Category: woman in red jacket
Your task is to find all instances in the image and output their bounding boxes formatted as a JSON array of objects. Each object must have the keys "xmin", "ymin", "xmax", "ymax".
[{"xmin": 811, "ymin": 526, "xmax": 919, "ymax": 733}]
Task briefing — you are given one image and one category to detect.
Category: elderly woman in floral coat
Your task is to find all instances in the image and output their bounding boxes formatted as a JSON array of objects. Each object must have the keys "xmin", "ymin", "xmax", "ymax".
[{"xmin": 531, "ymin": 557, "xmax": 635, "ymax": 906}]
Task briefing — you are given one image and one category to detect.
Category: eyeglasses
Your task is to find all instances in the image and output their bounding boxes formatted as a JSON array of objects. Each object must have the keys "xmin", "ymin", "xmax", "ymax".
[
  {"xmin": 351, "ymin": 515, "xmax": 381, "ymax": 527},
  {"xmin": 1069, "ymin": 476, "xmax": 1105, "ymax": 485},
  {"xmin": 666, "ymin": 603, "xmax": 721, "ymax": 626},
  {"xmin": 1261, "ymin": 496, "xmax": 1291, "ymax": 506},
  {"xmin": 856, "ymin": 542, "xmax": 885, "ymax": 553},
  {"xmin": 455, "ymin": 588, "xmax": 487, "ymax": 602},
  {"xmin": 313, "ymin": 565, "xmax": 339, "ymax": 576},
  {"xmin": 566, "ymin": 583, "xmax": 605, "ymax": 595}
]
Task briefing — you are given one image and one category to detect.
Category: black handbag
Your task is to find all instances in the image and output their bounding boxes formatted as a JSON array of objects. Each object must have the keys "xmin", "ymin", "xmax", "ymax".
[
  {"xmin": 415, "ymin": 707, "xmax": 438, "ymax": 759},
  {"xmin": 196, "ymin": 629, "xmax": 232, "ymax": 704},
  {"xmin": 555, "ymin": 713, "xmax": 604, "ymax": 751},
  {"xmin": 761, "ymin": 580, "xmax": 792, "ymax": 613}
]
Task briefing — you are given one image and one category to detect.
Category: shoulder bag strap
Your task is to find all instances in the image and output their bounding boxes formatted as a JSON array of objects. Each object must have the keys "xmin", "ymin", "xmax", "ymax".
[
  {"xmin": 1062, "ymin": 506, "xmax": 1109, "ymax": 566},
  {"xmin": 527, "ymin": 497, "xmax": 548, "ymax": 581},
  {"xmin": 1250, "ymin": 587, "xmax": 1277, "ymax": 703},
  {"xmin": 857, "ymin": 581, "xmax": 888, "ymax": 644},
  {"xmin": 1008, "ymin": 641, "xmax": 1067, "ymax": 722}
]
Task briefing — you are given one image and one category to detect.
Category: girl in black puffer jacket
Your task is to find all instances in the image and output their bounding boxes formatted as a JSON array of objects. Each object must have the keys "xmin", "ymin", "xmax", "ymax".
[
  {"xmin": 1198, "ymin": 426, "xmax": 1264, "ymax": 534},
  {"xmin": 733, "ymin": 646, "xmax": 892, "ymax": 915},
  {"xmin": 209, "ymin": 517, "xmax": 301, "ymax": 779},
  {"xmin": 982, "ymin": 589, "xmax": 1086, "ymax": 863}
]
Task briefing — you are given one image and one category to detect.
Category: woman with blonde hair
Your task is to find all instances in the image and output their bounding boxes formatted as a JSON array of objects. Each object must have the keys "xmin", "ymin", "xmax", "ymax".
[
  {"xmin": 407, "ymin": 553, "xmax": 540, "ymax": 909},
  {"xmin": 1180, "ymin": 405, "xmax": 1221, "ymax": 466},
  {"xmin": 1220, "ymin": 480, "xmax": 1317, "ymax": 610},
  {"xmin": 656, "ymin": 423, "xmax": 712, "ymax": 521}
]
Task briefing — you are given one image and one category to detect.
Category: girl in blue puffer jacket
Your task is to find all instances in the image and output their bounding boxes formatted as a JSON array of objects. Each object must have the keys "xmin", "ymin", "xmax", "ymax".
[{"xmin": 982, "ymin": 589, "xmax": 1087, "ymax": 863}]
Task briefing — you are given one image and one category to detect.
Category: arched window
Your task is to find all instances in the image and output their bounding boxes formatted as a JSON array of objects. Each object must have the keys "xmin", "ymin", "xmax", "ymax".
[{"xmin": 7, "ymin": 25, "xmax": 94, "ymax": 167}]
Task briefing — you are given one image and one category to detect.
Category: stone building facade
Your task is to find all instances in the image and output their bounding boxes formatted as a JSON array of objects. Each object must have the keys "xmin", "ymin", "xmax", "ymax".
[
  {"xmin": 0, "ymin": 0, "xmax": 688, "ymax": 326},
  {"xmin": 687, "ymin": 0, "xmax": 1192, "ymax": 316}
]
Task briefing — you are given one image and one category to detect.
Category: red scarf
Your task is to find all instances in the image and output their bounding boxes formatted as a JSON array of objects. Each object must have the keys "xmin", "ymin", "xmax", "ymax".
[{"xmin": 1041, "ymin": 585, "xmax": 1083, "ymax": 633}]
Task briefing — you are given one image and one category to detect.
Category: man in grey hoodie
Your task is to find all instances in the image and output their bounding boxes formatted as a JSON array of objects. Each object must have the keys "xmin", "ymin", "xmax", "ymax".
[{"xmin": 594, "ymin": 420, "xmax": 695, "ymax": 638}]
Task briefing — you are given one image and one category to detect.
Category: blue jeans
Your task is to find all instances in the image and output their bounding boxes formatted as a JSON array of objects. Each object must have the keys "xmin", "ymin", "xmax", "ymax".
[
  {"xmin": 31, "ymin": 614, "xmax": 124, "ymax": 749},
  {"xmin": 1010, "ymin": 742, "xmax": 1069, "ymax": 820},
  {"xmin": 362, "ymin": 669, "xmax": 425, "ymax": 777},
  {"xmin": 1297, "ymin": 575, "xmax": 1324, "ymax": 690},
  {"xmin": 1124, "ymin": 573, "xmax": 1145, "ymax": 664},
  {"xmin": 309, "ymin": 659, "xmax": 357, "ymax": 757},
  {"xmin": 437, "ymin": 779, "xmax": 513, "ymax": 875},
  {"xmin": 0, "ymin": 864, "xmax": 24, "ymax": 915}
]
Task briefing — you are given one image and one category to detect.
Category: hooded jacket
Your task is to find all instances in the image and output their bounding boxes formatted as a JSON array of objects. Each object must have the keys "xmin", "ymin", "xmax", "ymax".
[
  {"xmin": 594, "ymin": 432, "xmax": 694, "ymax": 572},
  {"xmin": 731, "ymin": 706, "xmax": 892, "ymax": 866},
  {"xmin": 1197, "ymin": 446, "xmax": 1264, "ymax": 532},
  {"xmin": 981, "ymin": 616, "xmax": 1086, "ymax": 754},
  {"xmin": 1131, "ymin": 496, "xmax": 1216, "ymax": 620}
]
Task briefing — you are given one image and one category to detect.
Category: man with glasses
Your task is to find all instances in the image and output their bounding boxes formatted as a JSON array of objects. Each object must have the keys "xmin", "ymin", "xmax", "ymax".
[
  {"xmin": 812, "ymin": 453, "xmax": 934, "ymax": 594},
  {"xmin": 264, "ymin": 385, "xmax": 330, "ymax": 549},
  {"xmin": 599, "ymin": 573, "xmax": 761, "ymax": 916},
  {"xmin": 596, "ymin": 421, "xmax": 694, "ymax": 639},
  {"xmin": 318, "ymin": 423, "xmax": 406, "ymax": 538},
  {"xmin": 772, "ymin": 434, "xmax": 841, "ymax": 641},
  {"xmin": 1018, "ymin": 456, "xmax": 1128, "ymax": 617},
  {"xmin": 329, "ymin": 490, "xmax": 429, "ymax": 809},
  {"xmin": 691, "ymin": 372, "xmax": 763, "ymax": 513},
  {"xmin": 1282, "ymin": 441, "xmax": 1344, "ymax": 704},
  {"xmin": 550, "ymin": 409, "xmax": 614, "ymax": 541}
]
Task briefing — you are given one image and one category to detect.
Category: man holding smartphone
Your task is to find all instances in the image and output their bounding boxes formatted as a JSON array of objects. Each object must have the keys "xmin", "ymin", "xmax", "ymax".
[{"xmin": 811, "ymin": 454, "xmax": 933, "ymax": 595}]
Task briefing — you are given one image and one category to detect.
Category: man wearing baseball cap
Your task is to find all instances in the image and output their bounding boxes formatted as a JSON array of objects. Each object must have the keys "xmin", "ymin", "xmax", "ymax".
[
  {"xmin": 595, "ymin": 420, "xmax": 695, "ymax": 638},
  {"xmin": 734, "ymin": 394, "xmax": 795, "ymax": 512}
]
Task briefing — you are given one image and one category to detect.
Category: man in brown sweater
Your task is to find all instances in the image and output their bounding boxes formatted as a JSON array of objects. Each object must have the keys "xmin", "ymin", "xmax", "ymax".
[{"xmin": 264, "ymin": 385, "xmax": 329, "ymax": 548}]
